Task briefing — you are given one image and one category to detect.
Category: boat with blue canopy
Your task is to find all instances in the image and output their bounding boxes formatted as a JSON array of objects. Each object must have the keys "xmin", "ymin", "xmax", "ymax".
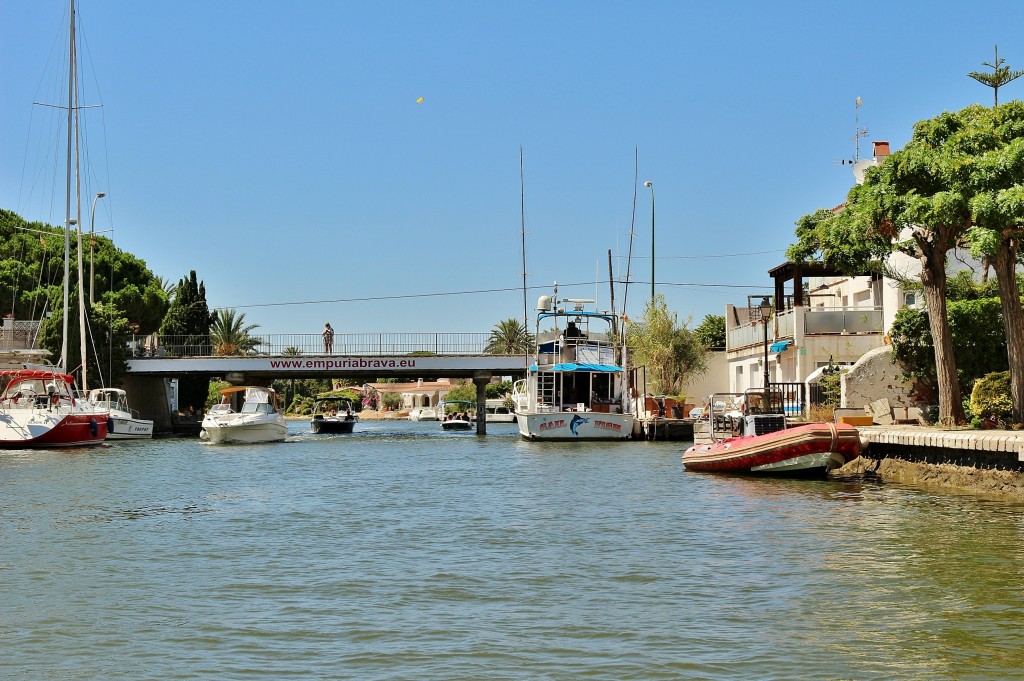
[{"xmin": 512, "ymin": 284, "xmax": 634, "ymax": 440}]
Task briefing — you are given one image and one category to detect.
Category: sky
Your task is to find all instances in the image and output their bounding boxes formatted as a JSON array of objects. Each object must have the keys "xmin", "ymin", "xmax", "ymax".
[{"xmin": 3, "ymin": 0, "xmax": 1023, "ymax": 336}]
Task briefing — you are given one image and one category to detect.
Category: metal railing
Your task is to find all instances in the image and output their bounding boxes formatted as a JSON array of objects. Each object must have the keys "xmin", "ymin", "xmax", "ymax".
[
  {"xmin": 727, "ymin": 306, "xmax": 884, "ymax": 351},
  {"xmin": 130, "ymin": 332, "xmax": 492, "ymax": 358}
]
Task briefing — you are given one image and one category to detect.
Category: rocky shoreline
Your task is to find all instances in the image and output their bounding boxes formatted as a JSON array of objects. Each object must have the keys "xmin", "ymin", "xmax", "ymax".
[{"xmin": 833, "ymin": 456, "xmax": 1024, "ymax": 501}]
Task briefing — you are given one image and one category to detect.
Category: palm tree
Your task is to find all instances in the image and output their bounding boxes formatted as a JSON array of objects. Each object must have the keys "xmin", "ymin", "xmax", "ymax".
[
  {"xmin": 485, "ymin": 318, "xmax": 534, "ymax": 354},
  {"xmin": 155, "ymin": 275, "xmax": 178, "ymax": 302},
  {"xmin": 211, "ymin": 308, "xmax": 261, "ymax": 355}
]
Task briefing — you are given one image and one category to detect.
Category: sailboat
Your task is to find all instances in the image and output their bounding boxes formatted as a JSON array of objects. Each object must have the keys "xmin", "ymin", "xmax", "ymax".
[{"xmin": 0, "ymin": 0, "xmax": 108, "ymax": 448}]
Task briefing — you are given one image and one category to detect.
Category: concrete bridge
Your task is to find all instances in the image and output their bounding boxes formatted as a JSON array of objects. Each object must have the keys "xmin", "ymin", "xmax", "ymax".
[{"xmin": 123, "ymin": 332, "xmax": 529, "ymax": 435}]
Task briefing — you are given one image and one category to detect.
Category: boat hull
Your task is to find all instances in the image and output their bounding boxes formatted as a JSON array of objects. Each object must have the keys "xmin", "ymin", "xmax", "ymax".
[
  {"xmin": 516, "ymin": 412, "xmax": 634, "ymax": 440},
  {"xmin": 441, "ymin": 420, "xmax": 473, "ymax": 431},
  {"xmin": 106, "ymin": 415, "xmax": 154, "ymax": 440},
  {"xmin": 0, "ymin": 411, "xmax": 108, "ymax": 449},
  {"xmin": 682, "ymin": 422, "xmax": 861, "ymax": 475},
  {"xmin": 311, "ymin": 418, "xmax": 356, "ymax": 434},
  {"xmin": 200, "ymin": 416, "xmax": 287, "ymax": 444}
]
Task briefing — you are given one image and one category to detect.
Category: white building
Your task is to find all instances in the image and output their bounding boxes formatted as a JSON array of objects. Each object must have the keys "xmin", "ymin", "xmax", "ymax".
[{"xmin": 725, "ymin": 140, "xmax": 979, "ymax": 396}]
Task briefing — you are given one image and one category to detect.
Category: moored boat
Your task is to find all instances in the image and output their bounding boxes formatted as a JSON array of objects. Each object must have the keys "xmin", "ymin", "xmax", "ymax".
[
  {"xmin": 87, "ymin": 388, "xmax": 154, "ymax": 440},
  {"xmin": 0, "ymin": 369, "xmax": 109, "ymax": 448},
  {"xmin": 200, "ymin": 386, "xmax": 287, "ymax": 444},
  {"xmin": 484, "ymin": 399, "xmax": 516, "ymax": 423},
  {"xmin": 513, "ymin": 285, "xmax": 633, "ymax": 440},
  {"xmin": 683, "ymin": 391, "xmax": 861, "ymax": 476},
  {"xmin": 408, "ymin": 406, "xmax": 439, "ymax": 422}
]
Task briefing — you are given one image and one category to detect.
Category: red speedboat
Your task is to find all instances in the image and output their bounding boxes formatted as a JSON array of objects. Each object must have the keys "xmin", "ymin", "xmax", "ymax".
[
  {"xmin": 683, "ymin": 421, "xmax": 861, "ymax": 476},
  {"xmin": 0, "ymin": 369, "xmax": 109, "ymax": 449}
]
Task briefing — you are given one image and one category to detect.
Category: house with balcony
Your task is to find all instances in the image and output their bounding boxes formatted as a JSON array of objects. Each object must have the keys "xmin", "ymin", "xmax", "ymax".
[{"xmin": 725, "ymin": 140, "xmax": 978, "ymax": 398}]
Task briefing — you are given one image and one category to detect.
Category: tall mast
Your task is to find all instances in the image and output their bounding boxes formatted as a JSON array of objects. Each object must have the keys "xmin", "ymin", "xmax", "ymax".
[
  {"xmin": 74, "ymin": 2, "xmax": 88, "ymax": 391},
  {"xmin": 60, "ymin": 0, "xmax": 76, "ymax": 370}
]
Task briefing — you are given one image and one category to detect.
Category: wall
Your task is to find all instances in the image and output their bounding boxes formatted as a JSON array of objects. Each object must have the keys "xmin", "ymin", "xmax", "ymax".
[{"xmin": 841, "ymin": 345, "xmax": 917, "ymax": 410}]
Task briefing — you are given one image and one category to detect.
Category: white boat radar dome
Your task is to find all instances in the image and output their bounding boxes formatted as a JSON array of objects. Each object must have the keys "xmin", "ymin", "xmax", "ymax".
[{"xmin": 536, "ymin": 295, "xmax": 552, "ymax": 311}]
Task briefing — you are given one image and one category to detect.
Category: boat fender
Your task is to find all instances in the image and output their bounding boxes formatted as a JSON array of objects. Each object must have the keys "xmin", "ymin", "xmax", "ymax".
[
  {"xmin": 50, "ymin": 392, "xmax": 60, "ymax": 407},
  {"xmin": 89, "ymin": 419, "xmax": 98, "ymax": 436},
  {"xmin": 107, "ymin": 417, "xmax": 115, "ymax": 434}
]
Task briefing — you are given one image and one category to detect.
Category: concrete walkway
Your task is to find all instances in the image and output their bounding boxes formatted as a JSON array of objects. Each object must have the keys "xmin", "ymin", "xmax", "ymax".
[{"xmin": 859, "ymin": 424, "xmax": 1024, "ymax": 463}]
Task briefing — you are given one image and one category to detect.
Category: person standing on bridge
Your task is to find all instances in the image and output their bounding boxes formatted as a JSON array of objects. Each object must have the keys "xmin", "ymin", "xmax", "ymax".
[{"xmin": 323, "ymin": 322, "xmax": 335, "ymax": 354}]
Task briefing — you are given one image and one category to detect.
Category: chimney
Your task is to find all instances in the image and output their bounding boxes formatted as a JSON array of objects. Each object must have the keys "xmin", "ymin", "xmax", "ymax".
[{"xmin": 873, "ymin": 141, "xmax": 890, "ymax": 160}]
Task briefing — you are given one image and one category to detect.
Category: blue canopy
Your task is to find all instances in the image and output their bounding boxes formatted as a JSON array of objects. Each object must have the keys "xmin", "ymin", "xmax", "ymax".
[
  {"xmin": 530, "ymin": 363, "xmax": 623, "ymax": 372},
  {"xmin": 770, "ymin": 340, "xmax": 793, "ymax": 353}
]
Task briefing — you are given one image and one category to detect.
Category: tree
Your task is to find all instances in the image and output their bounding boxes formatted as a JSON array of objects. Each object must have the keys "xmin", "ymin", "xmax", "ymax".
[
  {"xmin": 160, "ymin": 270, "xmax": 212, "ymax": 412},
  {"xmin": 624, "ymin": 294, "xmax": 707, "ymax": 396},
  {"xmin": 485, "ymin": 318, "xmax": 534, "ymax": 354},
  {"xmin": 959, "ymin": 102, "xmax": 1024, "ymax": 424},
  {"xmin": 694, "ymin": 314, "xmax": 726, "ymax": 349},
  {"xmin": 968, "ymin": 45, "xmax": 1024, "ymax": 106},
  {"xmin": 211, "ymin": 308, "xmax": 262, "ymax": 355}
]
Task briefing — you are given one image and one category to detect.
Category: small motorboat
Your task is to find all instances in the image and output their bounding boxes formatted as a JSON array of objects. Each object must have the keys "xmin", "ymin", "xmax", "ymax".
[
  {"xmin": 200, "ymin": 386, "xmax": 287, "ymax": 444},
  {"xmin": 87, "ymin": 387, "xmax": 154, "ymax": 440},
  {"xmin": 682, "ymin": 390, "xmax": 861, "ymax": 476},
  {"xmin": 310, "ymin": 397, "xmax": 358, "ymax": 434},
  {"xmin": 440, "ymin": 399, "xmax": 475, "ymax": 431}
]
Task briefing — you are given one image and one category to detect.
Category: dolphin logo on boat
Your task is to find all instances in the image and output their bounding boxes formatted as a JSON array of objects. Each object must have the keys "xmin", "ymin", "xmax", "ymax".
[{"xmin": 569, "ymin": 414, "xmax": 590, "ymax": 436}]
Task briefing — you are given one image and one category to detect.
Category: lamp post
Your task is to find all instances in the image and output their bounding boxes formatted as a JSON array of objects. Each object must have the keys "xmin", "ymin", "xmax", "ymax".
[
  {"xmin": 89, "ymin": 192, "xmax": 106, "ymax": 305},
  {"xmin": 644, "ymin": 181, "xmax": 654, "ymax": 303},
  {"xmin": 759, "ymin": 296, "xmax": 772, "ymax": 389}
]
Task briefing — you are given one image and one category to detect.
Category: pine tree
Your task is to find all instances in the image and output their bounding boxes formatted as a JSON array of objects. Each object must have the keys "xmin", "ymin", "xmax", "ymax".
[{"xmin": 160, "ymin": 270, "xmax": 212, "ymax": 412}]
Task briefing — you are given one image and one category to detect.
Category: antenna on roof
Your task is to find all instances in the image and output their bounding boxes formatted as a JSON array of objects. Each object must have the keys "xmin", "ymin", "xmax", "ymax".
[{"xmin": 836, "ymin": 97, "xmax": 869, "ymax": 166}]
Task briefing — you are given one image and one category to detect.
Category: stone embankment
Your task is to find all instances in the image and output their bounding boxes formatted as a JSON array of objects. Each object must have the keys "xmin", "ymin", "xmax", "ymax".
[{"xmin": 832, "ymin": 424, "xmax": 1024, "ymax": 500}]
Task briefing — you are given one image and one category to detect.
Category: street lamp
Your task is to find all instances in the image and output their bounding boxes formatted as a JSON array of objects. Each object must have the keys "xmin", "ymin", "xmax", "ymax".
[
  {"xmin": 89, "ymin": 192, "xmax": 106, "ymax": 305},
  {"xmin": 644, "ymin": 181, "xmax": 654, "ymax": 303},
  {"xmin": 759, "ymin": 296, "xmax": 772, "ymax": 389}
]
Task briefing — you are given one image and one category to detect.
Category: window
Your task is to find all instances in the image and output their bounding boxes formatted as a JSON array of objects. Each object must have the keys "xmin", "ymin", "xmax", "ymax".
[{"xmin": 904, "ymin": 292, "xmax": 916, "ymax": 307}]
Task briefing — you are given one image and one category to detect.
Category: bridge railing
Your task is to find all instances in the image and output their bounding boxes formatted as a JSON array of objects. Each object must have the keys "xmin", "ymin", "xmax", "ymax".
[{"xmin": 130, "ymin": 332, "xmax": 492, "ymax": 358}]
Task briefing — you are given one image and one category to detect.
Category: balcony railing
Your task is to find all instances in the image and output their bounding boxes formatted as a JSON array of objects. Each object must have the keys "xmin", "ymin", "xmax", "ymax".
[
  {"xmin": 727, "ymin": 307, "xmax": 884, "ymax": 351},
  {"xmin": 130, "ymin": 332, "xmax": 492, "ymax": 358}
]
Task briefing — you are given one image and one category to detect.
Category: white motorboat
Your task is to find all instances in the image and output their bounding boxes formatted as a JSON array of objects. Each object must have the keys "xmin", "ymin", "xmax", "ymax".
[
  {"xmin": 484, "ymin": 399, "xmax": 516, "ymax": 423},
  {"xmin": 513, "ymin": 286, "xmax": 634, "ymax": 440},
  {"xmin": 439, "ymin": 399, "xmax": 475, "ymax": 431},
  {"xmin": 408, "ymin": 406, "xmax": 439, "ymax": 421},
  {"xmin": 87, "ymin": 388, "xmax": 154, "ymax": 440},
  {"xmin": 200, "ymin": 386, "xmax": 287, "ymax": 444}
]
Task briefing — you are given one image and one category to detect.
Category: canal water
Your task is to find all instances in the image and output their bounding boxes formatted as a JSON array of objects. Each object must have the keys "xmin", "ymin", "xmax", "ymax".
[{"xmin": 3, "ymin": 420, "xmax": 1024, "ymax": 680}]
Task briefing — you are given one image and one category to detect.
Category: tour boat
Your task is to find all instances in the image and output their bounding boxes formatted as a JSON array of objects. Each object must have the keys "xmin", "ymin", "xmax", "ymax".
[
  {"xmin": 683, "ymin": 392, "xmax": 861, "ymax": 475},
  {"xmin": 0, "ymin": 369, "xmax": 109, "ymax": 448},
  {"xmin": 513, "ymin": 286, "xmax": 634, "ymax": 440},
  {"xmin": 310, "ymin": 397, "xmax": 358, "ymax": 434},
  {"xmin": 87, "ymin": 388, "xmax": 154, "ymax": 440},
  {"xmin": 439, "ymin": 399, "xmax": 475, "ymax": 431},
  {"xmin": 200, "ymin": 386, "xmax": 287, "ymax": 444}
]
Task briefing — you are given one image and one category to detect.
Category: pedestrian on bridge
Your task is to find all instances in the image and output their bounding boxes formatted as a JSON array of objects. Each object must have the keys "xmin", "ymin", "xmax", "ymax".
[{"xmin": 323, "ymin": 322, "xmax": 335, "ymax": 354}]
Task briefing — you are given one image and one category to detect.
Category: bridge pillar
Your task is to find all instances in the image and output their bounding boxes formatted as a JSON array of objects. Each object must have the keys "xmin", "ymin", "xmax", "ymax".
[
  {"xmin": 121, "ymin": 374, "xmax": 174, "ymax": 434},
  {"xmin": 473, "ymin": 372, "xmax": 491, "ymax": 435}
]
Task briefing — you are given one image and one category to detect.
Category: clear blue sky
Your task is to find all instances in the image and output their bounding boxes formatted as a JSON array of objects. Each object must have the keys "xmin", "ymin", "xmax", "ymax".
[{"xmin": 2, "ymin": 1, "xmax": 1021, "ymax": 335}]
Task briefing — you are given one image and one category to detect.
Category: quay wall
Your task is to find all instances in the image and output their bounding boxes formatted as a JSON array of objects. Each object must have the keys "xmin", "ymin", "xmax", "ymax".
[{"xmin": 839, "ymin": 425, "xmax": 1024, "ymax": 499}]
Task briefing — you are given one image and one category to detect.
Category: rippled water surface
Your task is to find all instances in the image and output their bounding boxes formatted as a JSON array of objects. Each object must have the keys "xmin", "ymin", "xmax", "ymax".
[{"xmin": 3, "ymin": 420, "xmax": 1024, "ymax": 680}]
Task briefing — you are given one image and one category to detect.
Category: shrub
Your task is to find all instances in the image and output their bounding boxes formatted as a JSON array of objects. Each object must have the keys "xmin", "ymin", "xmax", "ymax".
[{"xmin": 969, "ymin": 371, "xmax": 1012, "ymax": 425}]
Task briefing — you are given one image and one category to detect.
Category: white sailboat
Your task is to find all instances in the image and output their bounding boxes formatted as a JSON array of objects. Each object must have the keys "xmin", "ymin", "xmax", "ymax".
[{"xmin": 0, "ymin": 0, "xmax": 109, "ymax": 448}]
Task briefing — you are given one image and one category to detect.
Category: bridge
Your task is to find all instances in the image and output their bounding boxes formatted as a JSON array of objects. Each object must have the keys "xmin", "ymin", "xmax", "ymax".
[{"xmin": 122, "ymin": 332, "xmax": 529, "ymax": 435}]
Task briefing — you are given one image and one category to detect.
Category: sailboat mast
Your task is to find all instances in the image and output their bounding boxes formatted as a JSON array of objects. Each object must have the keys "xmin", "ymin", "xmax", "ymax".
[
  {"xmin": 61, "ymin": 0, "xmax": 75, "ymax": 370},
  {"xmin": 74, "ymin": 7, "xmax": 88, "ymax": 392}
]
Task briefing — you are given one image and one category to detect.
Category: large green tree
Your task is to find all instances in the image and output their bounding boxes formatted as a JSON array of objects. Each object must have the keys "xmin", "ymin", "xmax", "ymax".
[
  {"xmin": 625, "ymin": 294, "xmax": 707, "ymax": 396},
  {"xmin": 694, "ymin": 314, "xmax": 726, "ymax": 349}
]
